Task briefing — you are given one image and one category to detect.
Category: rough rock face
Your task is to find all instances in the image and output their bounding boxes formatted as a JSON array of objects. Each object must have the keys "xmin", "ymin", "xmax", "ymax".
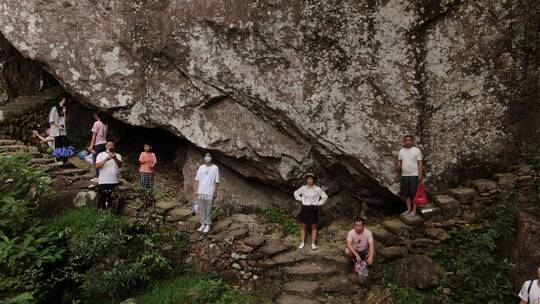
[
  {"xmin": 0, "ymin": 1, "xmax": 537, "ymax": 205},
  {"xmin": 388, "ymin": 255, "xmax": 444, "ymax": 289},
  {"xmin": 509, "ymin": 212, "xmax": 540, "ymax": 288}
]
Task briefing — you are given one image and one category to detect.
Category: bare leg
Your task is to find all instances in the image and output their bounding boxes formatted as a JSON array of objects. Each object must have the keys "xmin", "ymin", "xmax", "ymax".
[
  {"xmin": 412, "ymin": 203, "xmax": 417, "ymax": 214},
  {"xmin": 300, "ymin": 223, "xmax": 306, "ymax": 244},
  {"xmin": 311, "ymin": 224, "xmax": 317, "ymax": 244},
  {"xmin": 405, "ymin": 197, "xmax": 412, "ymax": 213}
]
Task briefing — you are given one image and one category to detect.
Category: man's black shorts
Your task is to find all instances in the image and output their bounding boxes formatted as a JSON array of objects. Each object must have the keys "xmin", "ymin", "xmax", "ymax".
[{"xmin": 401, "ymin": 176, "xmax": 419, "ymax": 199}]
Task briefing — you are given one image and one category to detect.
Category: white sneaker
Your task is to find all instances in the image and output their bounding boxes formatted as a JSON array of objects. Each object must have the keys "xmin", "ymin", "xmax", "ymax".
[
  {"xmin": 202, "ymin": 225, "xmax": 211, "ymax": 234},
  {"xmin": 311, "ymin": 243, "xmax": 317, "ymax": 250},
  {"xmin": 401, "ymin": 211, "xmax": 410, "ymax": 216},
  {"xmin": 298, "ymin": 242, "xmax": 305, "ymax": 249},
  {"xmin": 197, "ymin": 225, "xmax": 205, "ymax": 232},
  {"xmin": 409, "ymin": 212, "xmax": 417, "ymax": 217}
]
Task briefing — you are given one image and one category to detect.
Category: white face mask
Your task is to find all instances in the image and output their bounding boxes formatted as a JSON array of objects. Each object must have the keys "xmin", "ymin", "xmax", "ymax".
[{"xmin": 204, "ymin": 156, "xmax": 212, "ymax": 163}]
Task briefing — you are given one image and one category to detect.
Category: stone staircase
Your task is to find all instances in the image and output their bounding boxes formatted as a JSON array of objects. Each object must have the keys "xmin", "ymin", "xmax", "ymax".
[
  {"xmin": 176, "ymin": 162, "xmax": 537, "ymax": 304},
  {"xmin": 1, "ymin": 133, "xmax": 537, "ymax": 304}
]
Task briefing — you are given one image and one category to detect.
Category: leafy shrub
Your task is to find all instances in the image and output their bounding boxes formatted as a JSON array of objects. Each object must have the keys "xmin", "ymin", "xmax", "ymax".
[
  {"xmin": 263, "ymin": 206, "xmax": 281, "ymax": 223},
  {"xmin": 46, "ymin": 207, "xmax": 131, "ymax": 267},
  {"xmin": 282, "ymin": 217, "xmax": 300, "ymax": 236},
  {"xmin": 137, "ymin": 273, "xmax": 250, "ymax": 304},
  {"xmin": 430, "ymin": 191, "xmax": 518, "ymax": 303},
  {"xmin": 387, "ymin": 282, "xmax": 425, "ymax": 304},
  {"xmin": 0, "ymin": 153, "xmax": 65, "ymax": 302},
  {"xmin": 264, "ymin": 206, "xmax": 300, "ymax": 236}
]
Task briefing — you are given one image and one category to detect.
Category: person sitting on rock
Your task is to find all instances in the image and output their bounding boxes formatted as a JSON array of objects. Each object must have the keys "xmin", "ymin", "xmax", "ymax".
[
  {"xmin": 519, "ymin": 265, "xmax": 540, "ymax": 304},
  {"xmin": 193, "ymin": 153, "xmax": 220, "ymax": 234},
  {"xmin": 294, "ymin": 173, "xmax": 328, "ymax": 250},
  {"xmin": 396, "ymin": 134, "xmax": 423, "ymax": 217},
  {"xmin": 31, "ymin": 128, "xmax": 54, "ymax": 153},
  {"xmin": 95, "ymin": 140, "xmax": 122, "ymax": 209},
  {"xmin": 345, "ymin": 216, "xmax": 375, "ymax": 271}
]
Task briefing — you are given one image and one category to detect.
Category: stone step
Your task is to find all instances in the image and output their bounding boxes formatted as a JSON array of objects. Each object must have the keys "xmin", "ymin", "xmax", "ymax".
[
  {"xmin": 155, "ymin": 200, "xmax": 178, "ymax": 215},
  {"xmin": 282, "ymin": 261, "xmax": 342, "ymax": 279},
  {"xmin": 470, "ymin": 179, "xmax": 499, "ymax": 193},
  {"xmin": 257, "ymin": 239, "xmax": 289, "ymax": 257},
  {"xmin": 27, "ymin": 157, "xmax": 56, "ymax": 166},
  {"xmin": 494, "ymin": 173, "xmax": 518, "ymax": 190},
  {"xmin": 275, "ymin": 293, "xmax": 320, "ymax": 304},
  {"xmin": 283, "ymin": 280, "xmax": 322, "ymax": 297},
  {"xmin": 1, "ymin": 150, "xmax": 42, "ymax": 158},
  {"xmin": 447, "ymin": 187, "xmax": 477, "ymax": 204},
  {"xmin": 379, "ymin": 246, "xmax": 408, "ymax": 261},
  {"xmin": 399, "ymin": 213, "xmax": 425, "ymax": 226},
  {"xmin": 0, "ymin": 139, "xmax": 19, "ymax": 146},
  {"xmin": 267, "ymin": 245, "xmax": 348, "ymax": 268},
  {"xmin": 49, "ymin": 168, "xmax": 90, "ymax": 176},
  {"xmin": 165, "ymin": 207, "xmax": 192, "ymax": 222},
  {"xmin": 433, "ymin": 195, "xmax": 460, "ymax": 211},
  {"xmin": 0, "ymin": 145, "xmax": 30, "ymax": 152},
  {"xmin": 367, "ymin": 225, "xmax": 401, "ymax": 246},
  {"xmin": 381, "ymin": 218, "xmax": 406, "ymax": 235}
]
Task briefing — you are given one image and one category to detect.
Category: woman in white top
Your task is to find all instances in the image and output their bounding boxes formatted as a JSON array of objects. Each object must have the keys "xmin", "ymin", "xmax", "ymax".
[
  {"xmin": 294, "ymin": 173, "xmax": 328, "ymax": 250},
  {"xmin": 48, "ymin": 97, "xmax": 68, "ymax": 162}
]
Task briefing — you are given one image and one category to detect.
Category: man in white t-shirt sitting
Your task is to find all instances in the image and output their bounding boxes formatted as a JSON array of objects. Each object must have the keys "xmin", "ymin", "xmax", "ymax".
[
  {"xmin": 344, "ymin": 216, "xmax": 375, "ymax": 272},
  {"xmin": 519, "ymin": 265, "xmax": 540, "ymax": 304},
  {"xmin": 95, "ymin": 140, "xmax": 122, "ymax": 209},
  {"xmin": 396, "ymin": 134, "xmax": 423, "ymax": 217},
  {"xmin": 193, "ymin": 153, "xmax": 220, "ymax": 234}
]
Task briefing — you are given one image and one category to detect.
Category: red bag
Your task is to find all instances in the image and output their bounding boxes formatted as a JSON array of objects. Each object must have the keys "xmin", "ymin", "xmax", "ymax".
[{"xmin": 413, "ymin": 183, "xmax": 429, "ymax": 205}]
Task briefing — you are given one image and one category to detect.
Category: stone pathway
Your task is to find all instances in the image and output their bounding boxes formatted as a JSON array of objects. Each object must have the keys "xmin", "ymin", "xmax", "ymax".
[
  {"xmin": 1, "ymin": 133, "xmax": 537, "ymax": 303},
  {"xmin": 168, "ymin": 162, "xmax": 537, "ymax": 303}
]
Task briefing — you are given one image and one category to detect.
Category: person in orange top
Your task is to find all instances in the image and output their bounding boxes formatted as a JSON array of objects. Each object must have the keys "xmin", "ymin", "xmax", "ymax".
[{"xmin": 138, "ymin": 143, "xmax": 157, "ymax": 191}]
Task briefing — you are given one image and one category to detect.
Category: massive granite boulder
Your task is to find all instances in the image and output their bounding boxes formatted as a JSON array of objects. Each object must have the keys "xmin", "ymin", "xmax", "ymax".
[{"xmin": 0, "ymin": 0, "xmax": 537, "ymax": 207}]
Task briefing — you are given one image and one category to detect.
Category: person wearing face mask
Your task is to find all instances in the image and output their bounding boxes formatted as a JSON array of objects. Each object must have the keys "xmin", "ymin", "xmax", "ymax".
[
  {"xmin": 193, "ymin": 153, "xmax": 220, "ymax": 234},
  {"xmin": 95, "ymin": 140, "xmax": 123, "ymax": 209}
]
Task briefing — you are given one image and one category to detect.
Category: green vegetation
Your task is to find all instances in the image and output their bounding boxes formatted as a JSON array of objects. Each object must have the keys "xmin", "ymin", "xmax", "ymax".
[
  {"xmin": 430, "ymin": 191, "xmax": 518, "ymax": 304},
  {"xmin": 384, "ymin": 190, "xmax": 519, "ymax": 304},
  {"xmin": 0, "ymin": 152, "xmax": 257, "ymax": 303},
  {"xmin": 264, "ymin": 206, "xmax": 300, "ymax": 236},
  {"xmin": 137, "ymin": 273, "xmax": 252, "ymax": 304}
]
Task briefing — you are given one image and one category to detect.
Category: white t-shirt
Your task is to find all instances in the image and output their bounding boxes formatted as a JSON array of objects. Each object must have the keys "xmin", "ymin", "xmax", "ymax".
[
  {"xmin": 48, "ymin": 107, "xmax": 60, "ymax": 137},
  {"xmin": 294, "ymin": 185, "xmax": 328, "ymax": 206},
  {"xmin": 398, "ymin": 147, "xmax": 423, "ymax": 176},
  {"xmin": 519, "ymin": 280, "xmax": 540, "ymax": 304},
  {"xmin": 195, "ymin": 164, "xmax": 219, "ymax": 195},
  {"xmin": 96, "ymin": 152, "xmax": 122, "ymax": 185}
]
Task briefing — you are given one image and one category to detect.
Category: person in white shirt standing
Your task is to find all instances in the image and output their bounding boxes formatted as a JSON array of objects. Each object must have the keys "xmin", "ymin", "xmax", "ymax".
[
  {"xmin": 519, "ymin": 266, "xmax": 540, "ymax": 304},
  {"xmin": 294, "ymin": 173, "xmax": 328, "ymax": 250},
  {"xmin": 193, "ymin": 153, "xmax": 220, "ymax": 234},
  {"xmin": 396, "ymin": 135, "xmax": 423, "ymax": 216},
  {"xmin": 95, "ymin": 140, "xmax": 122, "ymax": 209}
]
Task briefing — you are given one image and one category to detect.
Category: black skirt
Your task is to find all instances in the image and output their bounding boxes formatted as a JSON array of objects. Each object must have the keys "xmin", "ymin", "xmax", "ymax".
[{"xmin": 297, "ymin": 205, "xmax": 319, "ymax": 226}]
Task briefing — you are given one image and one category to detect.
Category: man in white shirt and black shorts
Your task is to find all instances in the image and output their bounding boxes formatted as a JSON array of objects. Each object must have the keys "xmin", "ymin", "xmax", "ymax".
[
  {"xmin": 95, "ymin": 140, "xmax": 122, "ymax": 209},
  {"xmin": 396, "ymin": 135, "xmax": 423, "ymax": 217},
  {"xmin": 519, "ymin": 266, "xmax": 540, "ymax": 304}
]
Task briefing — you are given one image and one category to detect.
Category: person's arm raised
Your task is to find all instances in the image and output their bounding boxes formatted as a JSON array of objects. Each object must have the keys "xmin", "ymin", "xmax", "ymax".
[
  {"xmin": 95, "ymin": 153, "xmax": 112, "ymax": 169},
  {"xmin": 111, "ymin": 154, "xmax": 123, "ymax": 167}
]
